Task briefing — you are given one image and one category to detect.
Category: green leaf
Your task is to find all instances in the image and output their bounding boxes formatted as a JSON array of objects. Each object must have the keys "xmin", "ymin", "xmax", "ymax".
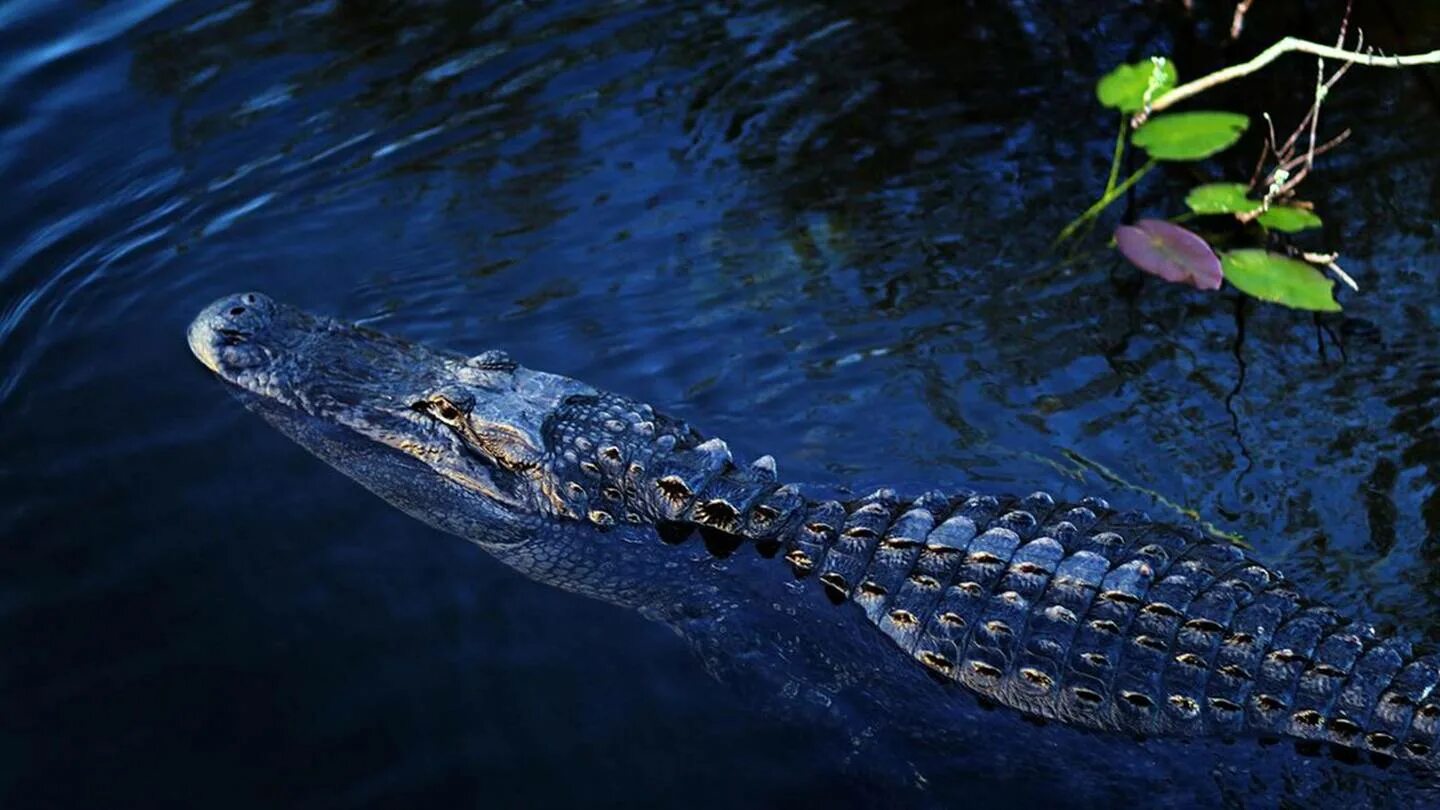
[
  {"xmin": 1220, "ymin": 249, "xmax": 1340, "ymax": 311},
  {"xmin": 1132, "ymin": 112, "xmax": 1249, "ymax": 161},
  {"xmin": 1185, "ymin": 182, "xmax": 1261, "ymax": 215},
  {"xmin": 1256, "ymin": 205, "xmax": 1323, "ymax": 233},
  {"xmin": 1096, "ymin": 57, "xmax": 1178, "ymax": 113}
]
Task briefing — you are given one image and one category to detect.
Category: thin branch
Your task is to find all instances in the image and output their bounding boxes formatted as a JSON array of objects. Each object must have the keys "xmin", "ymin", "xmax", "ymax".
[
  {"xmin": 1231, "ymin": 0, "xmax": 1257, "ymax": 40},
  {"xmin": 1306, "ymin": 56, "xmax": 1325, "ymax": 172},
  {"xmin": 1303, "ymin": 251, "xmax": 1360, "ymax": 291},
  {"xmin": 1273, "ymin": 128, "xmax": 1351, "ymax": 176},
  {"xmin": 1304, "ymin": 9, "xmax": 1356, "ymax": 173},
  {"xmin": 1136, "ymin": 36, "xmax": 1440, "ymax": 124},
  {"xmin": 1249, "ymin": 112, "xmax": 1277, "ymax": 187},
  {"xmin": 1271, "ymin": 57, "xmax": 1354, "ymax": 162},
  {"xmin": 1269, "ymin": 165, "xmax": 1310, "ymax": 202}
]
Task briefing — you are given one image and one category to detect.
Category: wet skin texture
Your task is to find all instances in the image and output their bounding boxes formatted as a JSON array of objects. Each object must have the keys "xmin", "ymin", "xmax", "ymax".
[{"xmin": 190, "ymin": 292, "xmax": 1440, "ymax": 807}]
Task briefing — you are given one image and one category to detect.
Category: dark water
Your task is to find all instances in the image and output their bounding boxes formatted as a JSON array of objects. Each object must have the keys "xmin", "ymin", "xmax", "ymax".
[{"xmin": 6, "ymin": 0, "xmax": 1440, "ymax": 806}]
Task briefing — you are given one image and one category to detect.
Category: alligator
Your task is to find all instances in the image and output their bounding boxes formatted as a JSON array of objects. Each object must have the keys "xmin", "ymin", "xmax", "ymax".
[{"xmin": 189, "ymin": 292, "xmax": 1440, "ymax": 806}]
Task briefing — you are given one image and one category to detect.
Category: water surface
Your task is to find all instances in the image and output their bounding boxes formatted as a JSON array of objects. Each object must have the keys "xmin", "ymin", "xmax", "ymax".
[{"xmin": 5, "ymin": 1, "xmax": 1440, "ymax": 806}]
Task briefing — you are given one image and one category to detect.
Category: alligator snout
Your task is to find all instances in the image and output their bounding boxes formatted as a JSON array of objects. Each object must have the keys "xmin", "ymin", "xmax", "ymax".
[{"xmin": 187, "ymin": 291, "xmax": 275, "ymax": 373}]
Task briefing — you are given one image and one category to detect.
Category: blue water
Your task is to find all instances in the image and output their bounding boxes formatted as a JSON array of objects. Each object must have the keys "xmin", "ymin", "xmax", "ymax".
[{"xmin": 5, "ymin": 1, "xmax": 1440, "ymax": 806}]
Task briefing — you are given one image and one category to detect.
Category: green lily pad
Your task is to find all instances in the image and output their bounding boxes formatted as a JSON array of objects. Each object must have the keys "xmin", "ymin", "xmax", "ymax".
[
  {"xmin": 1220, "ymin": 249, "xmax": 1340, "ymax": 311},
  {"xmin": 1185, "ymin": 182, "xmax": 1261, "ymax": 215},
  {"xmin": 1132, "ymin": 111, "xmax": 1249, "ymax": 161},
  {"xmin": 1256, "ymin": 205, "xmax": 1322, "ymax": 233},
  {"xmin": 1096, "ymin": 57, "xmax": 1178, "ymax": 113}
]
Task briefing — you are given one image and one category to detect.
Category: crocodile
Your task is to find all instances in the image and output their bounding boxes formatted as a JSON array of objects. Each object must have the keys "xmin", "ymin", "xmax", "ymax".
[{"xmin": 189, "ymin": 292, "xmax": 1440, "ymax": 804}]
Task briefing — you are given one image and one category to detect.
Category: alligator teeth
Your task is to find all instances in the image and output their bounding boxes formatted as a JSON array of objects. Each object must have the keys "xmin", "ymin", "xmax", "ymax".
[{"xmin": 749, "ymin": 454, "xmax": 777, "ymax": 480}]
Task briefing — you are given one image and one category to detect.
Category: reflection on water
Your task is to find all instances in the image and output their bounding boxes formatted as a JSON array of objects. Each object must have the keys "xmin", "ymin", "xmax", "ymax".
[{"xmin": 5, "ymin": 0, "xmax": 1440, "ymax": 805}]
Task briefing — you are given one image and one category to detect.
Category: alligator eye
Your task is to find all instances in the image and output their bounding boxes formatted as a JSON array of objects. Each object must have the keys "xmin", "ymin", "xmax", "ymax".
[{"xmin": 413, "ymin": 394, "xmax": 467, "ymax": 424}]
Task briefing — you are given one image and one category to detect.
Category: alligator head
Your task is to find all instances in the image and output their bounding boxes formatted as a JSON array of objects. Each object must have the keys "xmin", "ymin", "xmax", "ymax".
[{"xmin": 187, "ymin": 293, "xmax": 790, "ymax": 572}]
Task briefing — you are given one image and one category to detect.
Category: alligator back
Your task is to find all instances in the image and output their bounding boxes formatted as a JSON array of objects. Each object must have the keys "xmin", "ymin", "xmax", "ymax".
[
  {"xmin": 525, "ymin": 385, "xmax": 1440, "ymax": 769},
  {"xmin": 626, "ymin": 454, "xmax": 1440, "ymax": 768}
]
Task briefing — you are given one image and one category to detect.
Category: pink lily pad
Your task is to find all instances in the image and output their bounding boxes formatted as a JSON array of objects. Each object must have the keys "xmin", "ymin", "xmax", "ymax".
[{"xmin": 1114, "ymin": 219, "xmax": 1223, "ymax": 290}]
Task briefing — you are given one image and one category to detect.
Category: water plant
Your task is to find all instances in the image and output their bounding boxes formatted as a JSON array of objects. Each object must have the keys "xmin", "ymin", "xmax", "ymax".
[{"xmin": 1058, "ymin": 17, "xmax": 1440, "ymax": 312}]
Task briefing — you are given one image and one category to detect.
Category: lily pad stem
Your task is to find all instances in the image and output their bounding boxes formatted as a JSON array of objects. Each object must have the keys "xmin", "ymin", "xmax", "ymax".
[
  {"xmin": 1104, "ymin": 114, "xmax": 1127, "ymax": 195},
  {"xmin": 1056, "ymin": 159, "xmax": 1158, "ymax": 246}
]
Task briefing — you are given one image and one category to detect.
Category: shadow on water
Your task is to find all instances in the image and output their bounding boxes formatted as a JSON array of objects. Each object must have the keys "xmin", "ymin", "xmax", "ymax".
[{"xmin": 4, "ymin": 0, "xmax": 1440, "ymax": 806}]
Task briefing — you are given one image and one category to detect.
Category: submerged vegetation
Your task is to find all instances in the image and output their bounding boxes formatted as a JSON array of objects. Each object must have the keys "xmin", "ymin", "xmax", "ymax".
[{"xmin": 1058, "ymin": 11, "xmax": 1440, "ymax": 313}]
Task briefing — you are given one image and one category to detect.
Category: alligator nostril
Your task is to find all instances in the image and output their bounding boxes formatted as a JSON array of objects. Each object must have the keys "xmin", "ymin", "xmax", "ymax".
[
  {"xmin": 230, "ymin": 307, "xmax": 246, "ymax": 316},
  {"xmin": 243, "ymin": 294, "xmax": 257, "ymax": 305},
  {"xmin": 218, "ymin": 328, "xmax": 248, "ymax": 346}
]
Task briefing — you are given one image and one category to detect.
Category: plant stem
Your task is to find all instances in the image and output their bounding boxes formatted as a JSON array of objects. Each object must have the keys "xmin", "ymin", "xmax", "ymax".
[
  {"xmin": 1055, "ymin": 159, "xmax": 1157, "ymax": 246},
  {"xmin": 1104, "ymin": 114, "xmax": 1127, "ymax": 195},
  {"xmin": 1137, "ymin": 36, "xmax": 1440, "ymax": 123}
]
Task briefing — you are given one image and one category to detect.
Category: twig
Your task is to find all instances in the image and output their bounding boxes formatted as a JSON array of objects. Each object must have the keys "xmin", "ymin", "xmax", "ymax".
[
  {"xmin": 1231, "ymin": 0, "xmax": 1257, "ymax": 40},
  {"xmin": 1135, "ymin": 36, "xmax": 1440, "ymax": 125},
  {"xmin": 1306, "ymin": 57, "xmax": 1325, "ymax": 172},
  {"xmin": 1249, "ymin": 113, "xmax": 1277, "ymax": 187},
  {"xmin": 1269, "ymin": 56, "xmax": 1354, "ymax": 163},
  {"xmin": 1302, "ymin": 251, "xmax": 1360, "ymax": 291},
  {"xmin": 1272, "ymin": 128, "xmax": 1351, "ymax": 175},
  {"xmin": 1304, "ymin": 8, "xmax": 1356, "ymax": 173}
]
